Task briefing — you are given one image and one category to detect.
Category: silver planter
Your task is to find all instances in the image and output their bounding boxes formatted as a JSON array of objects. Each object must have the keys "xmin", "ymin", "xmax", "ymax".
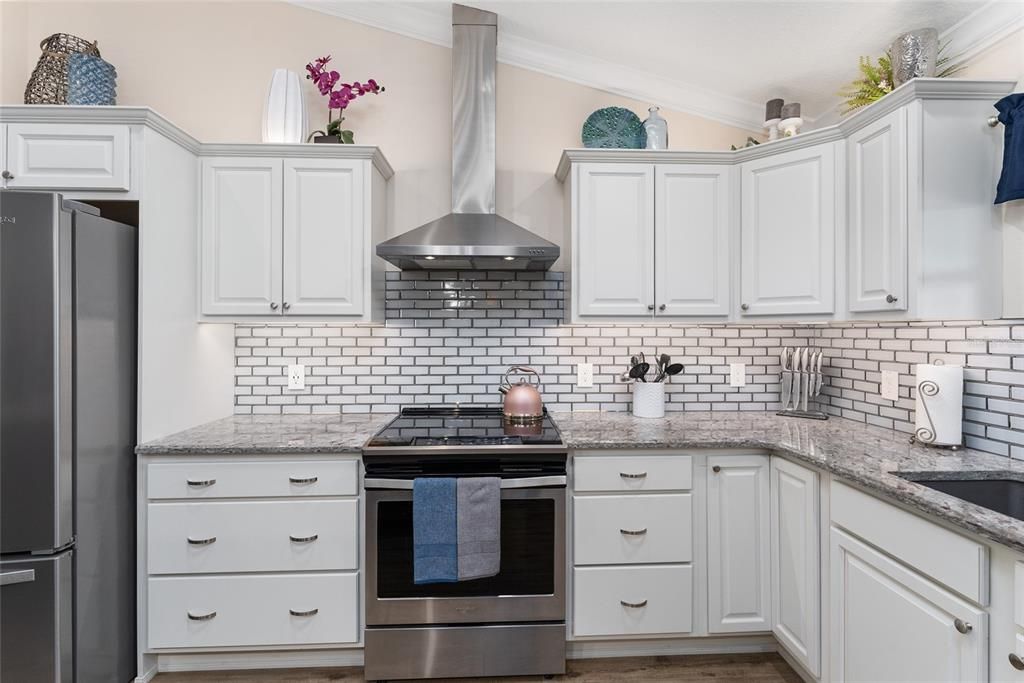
[{"xmin": 890, "ymin": 28, "xmax": 939, "ymax": 87}]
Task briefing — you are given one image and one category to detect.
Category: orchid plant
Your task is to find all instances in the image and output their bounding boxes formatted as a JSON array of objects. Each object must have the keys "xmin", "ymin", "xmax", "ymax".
[{"xmin": 306, "ymin": 55, "xmax": 385, "ymax": 143}]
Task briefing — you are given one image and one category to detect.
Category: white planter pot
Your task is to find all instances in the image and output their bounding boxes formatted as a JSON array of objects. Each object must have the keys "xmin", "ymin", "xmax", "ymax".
[
  {"xmin": 262, "ymin": 68, "xmax": 306, "ymax": 144},
  {"xmin": 632, "ymin": 381, "xmax": 665, "ymax": 419}
]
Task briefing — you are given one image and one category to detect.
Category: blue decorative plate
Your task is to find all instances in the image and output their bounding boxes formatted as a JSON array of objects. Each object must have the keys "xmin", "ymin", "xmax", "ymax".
[{"xmin": 581, "ymin": 107, "xmax": 645, "ymax": 149}]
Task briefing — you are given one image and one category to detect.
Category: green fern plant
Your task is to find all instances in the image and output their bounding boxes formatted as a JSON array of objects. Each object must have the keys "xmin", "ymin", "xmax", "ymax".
[{"xmin": 839, "ymin": 41, "xmax": 965, "ymax": 115}]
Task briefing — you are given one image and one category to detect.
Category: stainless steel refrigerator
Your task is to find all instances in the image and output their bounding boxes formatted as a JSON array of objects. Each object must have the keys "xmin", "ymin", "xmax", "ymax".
[{"xmin": 1, "ymin": 191, "xmax": 137, "ymax": 682}]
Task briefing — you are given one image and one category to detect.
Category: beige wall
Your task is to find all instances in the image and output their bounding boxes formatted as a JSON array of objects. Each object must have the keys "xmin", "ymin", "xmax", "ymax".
[{"xmin": 0, "ymin": 1, "xmax": 756, "ymax": 256}]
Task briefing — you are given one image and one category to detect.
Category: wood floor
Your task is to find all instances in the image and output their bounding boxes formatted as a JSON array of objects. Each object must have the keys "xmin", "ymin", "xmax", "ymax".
[{"xmin": 153, "ymin": 652, "xmax": 803, "ymax": 682}]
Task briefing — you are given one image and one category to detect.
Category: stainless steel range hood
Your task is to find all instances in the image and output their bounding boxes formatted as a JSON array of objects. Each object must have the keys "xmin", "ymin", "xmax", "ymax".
[{"xmin": 375, "ymin": 4, "xmax": 559, "ymax": 271}]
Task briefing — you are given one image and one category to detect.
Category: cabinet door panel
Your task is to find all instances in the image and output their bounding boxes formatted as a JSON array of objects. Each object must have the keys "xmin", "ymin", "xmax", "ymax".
[
  {"xmin": 655, "ymin": 165, "xmax": 730, "ymax": 316},
  {"xmin": 770, "ymin": 457, "xmax": 820, "ymax": 676},
  {"xmin": 201, "ymin": 158, "xmax": 282, "ymax": 315},
  {"xmin": 848, "ymin": 109, "xmax": 908, "ymax": 312},
  {"xmin": 283, "ymin": 159, "xmax": 364, "ymax": 316},
  {"xmin": 830, "ymin": 528, "xmax": 986, "ymax": 682},
  {"xmin": 575, "ymin": 163, "xmax": 654, "ymax": 317},
  {"xmin": 5, "ymin": 123, "xmax": 130, "ymax": 190},
  {"xmin": 707, "ymin": 454, "xmax": 771, "ymax": 633},
  {"xmin": 740, "ymin": 143, "xmax": 836, "ymax": 315}
]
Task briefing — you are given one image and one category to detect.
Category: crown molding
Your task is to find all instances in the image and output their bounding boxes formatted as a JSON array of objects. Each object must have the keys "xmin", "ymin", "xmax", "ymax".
[
  {"xmin": 555, "ymin": 78, "xmax": 1016, "ymax": 181},
  {"xmin": 941, "ymin": 0, "xmax": 1024, "ymax": 64},
  {"xmin": 285, "ymin": 0, "xmax": 767, "ymax": 132}
]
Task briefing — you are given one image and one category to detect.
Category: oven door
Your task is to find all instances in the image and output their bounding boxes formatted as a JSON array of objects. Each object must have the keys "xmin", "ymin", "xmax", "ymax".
[{"xmin": 365, "ymin": 477, "xmax": 565, "ymax": 627}]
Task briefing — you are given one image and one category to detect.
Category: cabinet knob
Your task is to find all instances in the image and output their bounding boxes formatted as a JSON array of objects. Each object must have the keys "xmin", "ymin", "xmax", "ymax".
[
  {"xmin": 1009, "ymin": 653, "xmax": 1024, "ymax": 671},
  {"xmin": 953, "ymin": 618, "xmax": 973, "ymax": 634},
  {"xmin": 1, "ymin": 170, "xmax": 13, "ymax": 181},
  {"xmin": 283, "ymin": 302, "xmax": 291, "ymax": 310},
  {"xmin": 270, "ymin": 302, "xmax": 279, "ymax": 310},
  {"xmin": 712, "ymin": 465, "xmax": 721, "ymax": 473},
  {"xmin": 647, "ymin": 304, "xmax": 655, "ymax": 311},
  {"xmin": 885, "ymin": 294, "xmax": 898, "ymax": 304},
  {"xmin": 658, "ymin": 304, "xmax": 666, "ymax": 312},
  {"xmin": 740, "ymin": 303, "xmax": 750, "ymax": 311}
]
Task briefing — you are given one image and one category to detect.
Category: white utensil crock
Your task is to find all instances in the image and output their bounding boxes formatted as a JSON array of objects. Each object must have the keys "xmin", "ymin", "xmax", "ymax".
[{"xmin": 632, "ymin": 381, "xmax": 666, "ymax": 419}]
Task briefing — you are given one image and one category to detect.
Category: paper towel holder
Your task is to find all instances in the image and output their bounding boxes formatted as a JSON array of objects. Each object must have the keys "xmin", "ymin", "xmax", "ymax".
[{"xmin": 909, "ymin": 360, "xmax": 963, "ymax": 450}]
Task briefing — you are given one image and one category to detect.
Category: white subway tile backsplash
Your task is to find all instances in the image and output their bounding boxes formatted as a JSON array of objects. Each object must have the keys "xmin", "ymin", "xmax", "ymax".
[{"xmin": 233, "ymin": 272, "xmax": 1024, "ymax": 460}]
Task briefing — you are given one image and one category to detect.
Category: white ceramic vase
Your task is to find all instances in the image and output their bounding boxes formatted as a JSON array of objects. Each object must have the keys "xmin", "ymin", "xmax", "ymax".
[
  {"xmin": 262, "ymin": 68, "xmax": 306, "ymax": 144},
  {"xmin": 632, "ymin": 381, "xmax": 666, "ymax": 419}
]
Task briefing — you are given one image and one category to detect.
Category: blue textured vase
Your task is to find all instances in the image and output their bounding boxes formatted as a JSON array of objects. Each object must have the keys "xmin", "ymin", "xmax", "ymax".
[{"xmin": 68, "ymin": 53, "xmax": 117, "ymax": 105}]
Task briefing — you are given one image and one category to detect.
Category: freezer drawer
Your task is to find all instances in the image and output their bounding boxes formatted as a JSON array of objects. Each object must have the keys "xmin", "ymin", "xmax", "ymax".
[{"xmin": 0, "ymin": 552, "xmax": 73, "ymax": 683}]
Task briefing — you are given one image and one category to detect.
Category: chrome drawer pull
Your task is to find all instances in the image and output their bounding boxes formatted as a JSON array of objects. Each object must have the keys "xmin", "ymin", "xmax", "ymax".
[
  {"xmin": 620, "ymin": 599, "xmax": 648, "ymax": 609},
  {"xmin": 619, "ymin": 472, "xmax": 647, "ymax": 479},
  {"xmin": 289, "ymin": 534, "xmax": 319, "ymax": 543},
  {"xmin": 620, "ymin": 528, "xmax": 648, "ymax": 536},
  {"xmin": 289, "ymin": 608, "xmax": 319, "ymax": 617},
  {"xmin": 187, "ymin": 610, "xmax": 217, "ymax": 621},
  {"xmin": 1009, "ymin": 653, "xmax": 1024, "ymax": 671},
  {"xmin": 187, "ymin": 536, "xmax": 217, "ymax": 546},
  {"xmin": 288, "ymin": 476, "xmax": 318, "ymax": 485},
  {"xmin": 954, "ymin": 618, "xmax": 973, "ymax": 634},
  {"xmin": 186, "ymin": 478, "xmax": 216, "ymax": 488}
]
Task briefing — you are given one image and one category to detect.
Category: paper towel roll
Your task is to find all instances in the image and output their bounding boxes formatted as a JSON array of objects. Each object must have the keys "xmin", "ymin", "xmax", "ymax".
[{"xmin": 914, "ymin": 364, "xmax": 964, "ymax": 446}]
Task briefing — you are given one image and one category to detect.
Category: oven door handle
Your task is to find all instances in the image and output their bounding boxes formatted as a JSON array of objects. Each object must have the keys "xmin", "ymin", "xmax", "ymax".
[{"xmin": 364, "ymin": 475, "xmax": 566, "ymax": 490}]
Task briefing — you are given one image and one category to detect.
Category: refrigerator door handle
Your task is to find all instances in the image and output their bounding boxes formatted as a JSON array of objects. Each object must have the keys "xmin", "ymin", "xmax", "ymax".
[{"xmin": 0, "ymin": 569, "xmax": 36, "ymax": 586}]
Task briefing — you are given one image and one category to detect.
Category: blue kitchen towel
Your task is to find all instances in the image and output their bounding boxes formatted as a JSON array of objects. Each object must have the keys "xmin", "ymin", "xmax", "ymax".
[
  {"xmin": 413, "ymin": 477, "xmax": 458, "ymax": 584},
  {"xmin": 995, "ymin": 93, "xmax": 1024, "ymax": 205}
]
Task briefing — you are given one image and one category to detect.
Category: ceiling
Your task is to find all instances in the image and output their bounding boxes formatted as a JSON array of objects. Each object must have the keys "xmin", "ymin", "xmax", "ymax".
[{"xmin": 290, "ymin": 0, "xmax": 1022, "ymax": 130}]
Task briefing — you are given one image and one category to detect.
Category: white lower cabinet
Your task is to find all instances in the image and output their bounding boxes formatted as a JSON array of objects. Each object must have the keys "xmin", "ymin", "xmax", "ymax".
[
  {"xmin": 770, "ymin": 456, "xmax": 820, "ymax": 676},
  {"xmin": 148, "ymin": 572, "xmax": 359, "ymax": 649},
  {"xmin": 707, "ymin": 454, "xmax": 771, "ymax": 633},
  {"xmin": 830, "ymin": 527, "xmax": 987, "ymax": 682},
  {"xmin": 573, "ymin": 494, "xmax": 692, "ymax": 565},
  {"xmin": 573, "ymin": 565, "xmax": 693, "ymax": 637}
]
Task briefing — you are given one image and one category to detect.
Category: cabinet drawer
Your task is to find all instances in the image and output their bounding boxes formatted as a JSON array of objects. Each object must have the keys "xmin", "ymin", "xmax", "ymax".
[
  {"xmin": 573, "ymin": 494, "xmax": 691, "ymax": 565},
  {"xmin": 148, "ymin": 572, "xmax": 358, "ymax": 649},
  {"xmin": 147, "ymin": 460, "xmax": 358, "ymax": 499},
  {"xmin": 830, "ymin": 481, "xmax": 988, "ymax": 604},
  {"xmin": 574, "ymin": 455, "xmax": 691, "ymax": 492},
  {"xmin": 6, "ymin": 123, "xmax": 130, "ymax": 190},
  {"xmin": 147, "ymin": 499, "xmax": 358, "ymax": 574},
  {"xmin": 573, "ymin": 565, "xmax": 692, "ymax": 637}
]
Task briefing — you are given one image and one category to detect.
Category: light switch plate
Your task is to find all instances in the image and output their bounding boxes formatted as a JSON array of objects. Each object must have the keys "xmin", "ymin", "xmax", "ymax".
[
  {"xmin": 577, "ymin": 362, "xmax": 594, "ymax": 388},
  {"xmin": 729, "ymin": 363, "xmax": 746, "ymax": 387},
  {"xmin": 287, "ymin": 364, "xmax": 306, "ymax": 390},
  {"xmin": 881, "ymin": 370, "xmax": 899, "ymax": 400}
]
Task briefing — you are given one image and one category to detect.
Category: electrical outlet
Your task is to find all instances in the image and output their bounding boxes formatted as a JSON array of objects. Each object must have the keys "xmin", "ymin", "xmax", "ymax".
[
  {"xmin": 729, "ymin": 363, "xmax": 747, "ymax": 387},
  {"xmin": 287, "ymin": 364, "xmax": 306, "ymax": 390},
  {"xmin": 577, "ymin": 362, "xmax": 594, "ymax": 388},
  {"xmin": 881, "ymin": 370, "xmax": 899, "ymax": 400}
]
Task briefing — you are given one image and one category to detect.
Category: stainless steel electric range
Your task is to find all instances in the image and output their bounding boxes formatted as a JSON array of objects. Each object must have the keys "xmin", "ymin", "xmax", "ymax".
[{"xmin": 361, "ymin": 406, "xmax": 568, "ymax": 682}]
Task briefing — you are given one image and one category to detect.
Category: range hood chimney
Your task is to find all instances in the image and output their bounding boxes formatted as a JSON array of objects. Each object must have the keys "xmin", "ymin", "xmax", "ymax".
[{"xmin": 375, "ymin": 3, "xmax": 560, "ymax": 271}]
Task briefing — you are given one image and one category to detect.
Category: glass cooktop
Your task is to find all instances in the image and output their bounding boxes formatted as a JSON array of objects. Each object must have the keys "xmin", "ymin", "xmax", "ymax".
[{"xmin": 363, "ymin": 406, "xmax": 565, "ymax": 451}]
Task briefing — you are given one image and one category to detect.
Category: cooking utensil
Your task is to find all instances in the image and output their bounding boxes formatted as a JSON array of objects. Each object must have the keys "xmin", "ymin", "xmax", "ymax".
[
  {"xmin": 498, "ymin": 366, "xmax": 544, "ymax": 419},
  {"xmin": 630, "ymin": 363, "xmax": 650, "ymax": 382},
  {"xmin": 663, "ymin": 363, "xmax": 683, "ymax": 377}
]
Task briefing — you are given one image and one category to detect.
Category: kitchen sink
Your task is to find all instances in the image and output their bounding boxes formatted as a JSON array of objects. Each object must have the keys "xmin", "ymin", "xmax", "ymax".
[{"xmin": 898, "ymin": 473, "xmax": 1024, "ymax": 522}]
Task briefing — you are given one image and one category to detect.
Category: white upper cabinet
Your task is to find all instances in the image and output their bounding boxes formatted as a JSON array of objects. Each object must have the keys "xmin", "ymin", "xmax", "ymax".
[
  {"xmin": 707, "ymin": 454, "xmax": 771, "ymax": 633},
  {"xmin": 200, "ymin": 153, "xmax": 387, "ymax": 320},
  {"xmin": 574, "ymin": 163, "xmax": 655, "ymax": 317},
  {"xmin": 770, "ymin": 457, "xmax": 820, "ymax": 677},
  {"xmin": 847, "ymin": 108, "xmax": 907, "ymax": 312},
  {"xmin": 283, "ymin": 159, "xmax": 365, "ymax": 316},
  {"xmin": 4, "ymin": 123, "xmax": 131, "ymax": 190},
  {"xmin": 655, "ymin": 165, "xmax": 731, "ymax": 316},
  {"xmin": 201, "ymin": 158, "xmax": 283, "ymax": 316},
  {"xmin": 740, "ymin": 142, "xmax": 837, "ymax": 316}
]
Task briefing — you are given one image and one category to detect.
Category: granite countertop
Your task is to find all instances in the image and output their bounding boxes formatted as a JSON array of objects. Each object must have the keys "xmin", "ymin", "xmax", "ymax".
[
  {"xmin": 553, "ymin": 410, "xmax": 1024, "ymax": 554},
  {"xmin": 137, "ymin": 410, "xmax": 1024, "ymax": 554},
  {"xmin": 135, "ymin": 414, "xmax": 393, "ymax": 455}
]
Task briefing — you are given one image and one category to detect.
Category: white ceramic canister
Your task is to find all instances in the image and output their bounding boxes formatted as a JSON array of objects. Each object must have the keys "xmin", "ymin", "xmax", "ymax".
[{"xmin": 632, "ymin": 381, "xmax": 666, "ymax": 419}]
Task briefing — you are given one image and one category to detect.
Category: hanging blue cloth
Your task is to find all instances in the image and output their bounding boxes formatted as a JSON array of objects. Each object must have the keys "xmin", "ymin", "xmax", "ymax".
[{"xmin": 995, "ymin": 93, "xmax": 1024, "ymax": 205}]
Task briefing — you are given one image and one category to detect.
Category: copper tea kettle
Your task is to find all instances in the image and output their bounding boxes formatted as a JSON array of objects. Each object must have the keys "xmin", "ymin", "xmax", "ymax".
[{"xmin": 498, "ymin": 366, "xmax": 544, "ymax": 420}]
